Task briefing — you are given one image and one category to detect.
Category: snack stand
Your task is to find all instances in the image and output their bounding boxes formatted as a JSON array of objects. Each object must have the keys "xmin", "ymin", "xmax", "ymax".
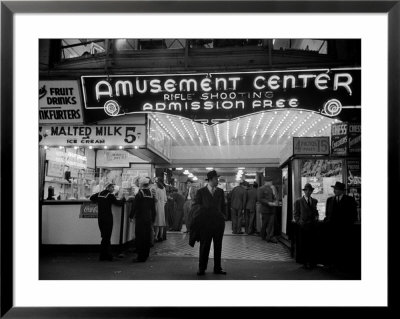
[{"xmin": 39, "ymin": 121, "xmax": 171, "ymax": 247}]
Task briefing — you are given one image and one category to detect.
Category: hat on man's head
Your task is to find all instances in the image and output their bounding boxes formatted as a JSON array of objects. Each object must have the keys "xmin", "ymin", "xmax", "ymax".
[
  {"xmin": 331, "ymin": 181, "xmax": 345, "ymax": 191},
  {"xmin": 302, "ymin": 183, "xmax": 315, "ymax": 191},
  {"xmin": 206, "ymin": 170, "xmax": 220, "ymax": 181},
  {"xmin": 104, "ymin": 182, "xmax": 115, "ymax": 190},
  {"xmin": 139, "ymin": 177, "xmax": 150, "ymax": 187},
  {"xmin": 263, "ymin": 175, "xmax": 273, "ymax": 182}
]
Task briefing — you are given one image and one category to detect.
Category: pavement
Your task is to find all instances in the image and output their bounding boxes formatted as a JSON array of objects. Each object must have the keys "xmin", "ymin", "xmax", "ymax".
[{"xmin": 39, "ymin": 223, "xmax": 359, "ymax": 280}]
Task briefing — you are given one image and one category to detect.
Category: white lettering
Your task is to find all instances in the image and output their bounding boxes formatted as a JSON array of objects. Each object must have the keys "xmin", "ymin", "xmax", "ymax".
[
  {"xmin": 268, "ymin": 75, "xmax": 280, "ymax": 90},
  {"xmin": 298, "ymin": 74, "xmax": 316, "ymax": 88},
  {"xmin": 200, "ymin": 78, "xmax": 212, "ymax": 92},
  {"xmin": 254, "ymin": 76, "xmax": 266, "ymax": 90},
  {"xmin": 334, "ymin": 73, "xmax": 353, "ymax": 95},
  {"xmin": 115, "ymin": 80, "xmax": 133, "ymax": 97},
  {"xmin": 150, "ymin": 79, "xmax": 162, "ymax": 93},
  {"xmin": 95, "ymin": 81, "xmax": 113, "ymax": 101},
  {"xmin": 179, "ymin": 79, "xmax": 197, "ymax": 92},
  {"xmin": 164, "ymin": 79, "xmax": 176, "ymax": 93},
  {"xmin": 315, "ymin": 74, "xmax": 330, "ymax": 90},
  {"xmin": 283, "ymin": 75, "xmax": 296, "ymax": 89}
]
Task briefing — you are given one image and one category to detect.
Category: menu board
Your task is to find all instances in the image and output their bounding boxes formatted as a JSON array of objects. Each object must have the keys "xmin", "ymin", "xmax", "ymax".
[{"xmin": 47, "ymin": 161, "xmax": 64, "ymax": 178}]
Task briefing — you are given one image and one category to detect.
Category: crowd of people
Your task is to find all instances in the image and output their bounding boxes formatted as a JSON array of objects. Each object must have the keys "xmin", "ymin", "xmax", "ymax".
[
  {"xmin": 89, "ymin": 173, "xmax": 358, "ymax": 274},
  {"xmin": 228, "ymin": 175, "xmax": 280, "ymax": 243}
]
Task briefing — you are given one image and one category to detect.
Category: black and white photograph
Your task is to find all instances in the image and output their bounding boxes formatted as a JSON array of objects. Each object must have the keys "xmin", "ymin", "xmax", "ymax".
[{"xmin": 38, "ymin": 38, "xmax": 362, "ymax": 280}]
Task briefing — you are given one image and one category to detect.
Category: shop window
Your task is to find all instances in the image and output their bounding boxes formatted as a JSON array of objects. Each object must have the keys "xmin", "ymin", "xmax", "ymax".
[
  {"xmin": 273, "ymin": 39, "xmax": 328, "ymax": 55},
  {"xmin": 60, "ymin": 39, "xmax": 106, "ymax": 60},
  {"xmin": 301, "ymin": 159, "xmax": 343, "ymax": 220}
]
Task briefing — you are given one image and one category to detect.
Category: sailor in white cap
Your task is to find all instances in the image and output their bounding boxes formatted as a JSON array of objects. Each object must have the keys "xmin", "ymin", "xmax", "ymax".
[
  {"xmin": 90, "ymin": 181, "xmax": 125, "ymax": 261},
  {"xmin": 129, "ymin": 176, "xmax": 156, "ymax": 262}
]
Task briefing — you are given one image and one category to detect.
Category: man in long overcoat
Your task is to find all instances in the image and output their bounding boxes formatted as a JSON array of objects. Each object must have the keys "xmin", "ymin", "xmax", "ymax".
[{"xmin": 191, "ymin": 170, "xmax": 227, "ymax": 276}]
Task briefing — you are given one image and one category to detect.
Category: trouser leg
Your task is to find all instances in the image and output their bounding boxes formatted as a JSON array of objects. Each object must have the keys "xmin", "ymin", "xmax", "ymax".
[
  {"xmin": 248, "ymin": 210, "xmax": 256, "ymax": 234},
  {"xmin": 231, "ymin": 208, "xmax": 238, "ymax": 233},
  {"xmin": 265, "ymin": 213, "xmax": 276, "ymax": 241},
  {"xmin": 260, "ymin": 214, "xmax": 268, "ymax": 239},
  {"xmin": 199, "ymin": 232, "xmax": 212, "ymax": 271},
  {"xmin": 256, "ymin": 204, "xmax": 262, "ymax": 233},
  {"xmin": 213, "ymin": 223, "xmax": 225, "ymax": 271},
  {"xmin": 99, "ymin": 217, "xmax": 113, "ymax": 258},
  {"xmin": 183, "ymin": 201, "xmax": 192, "ymax": 232}
]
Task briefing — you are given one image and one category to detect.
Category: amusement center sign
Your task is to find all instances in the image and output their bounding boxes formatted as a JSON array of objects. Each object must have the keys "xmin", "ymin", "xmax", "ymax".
[{"xmin": 81, "ymin": 68, "xmax": 361, "ymax": 125}]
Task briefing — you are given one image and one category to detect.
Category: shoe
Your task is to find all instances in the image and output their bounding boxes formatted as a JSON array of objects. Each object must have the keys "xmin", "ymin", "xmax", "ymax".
[
  {"xmin": 213, "ymin": 269, "xmax": 227, "ymax": 275},
  {"xmin": 267, "ymin": 239, "xmax": 278, "ymax": 244},
  {"xmin": 197, "ymin": 270, "xmax": 206, "ymax": 276}
]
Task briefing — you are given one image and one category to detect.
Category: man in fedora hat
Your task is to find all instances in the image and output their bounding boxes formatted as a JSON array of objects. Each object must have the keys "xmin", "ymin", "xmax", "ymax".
[
  {"xmin": 90, "ymin": 182, "xmax": 125, "ymax": 261},
  {"xmin": 324, "ymin": 181, "xmax": 358, "ymax": 270},
  {"xmin": 294, "ymin": 183, "xmax": 319, "ymax": 269},
  {"xmin": 257, "ymin": 175, "xmax": 279, "ymax": 243},
  {"xmin": 192, "ymin": 170, "xmax": 227, "ymax": 276}
]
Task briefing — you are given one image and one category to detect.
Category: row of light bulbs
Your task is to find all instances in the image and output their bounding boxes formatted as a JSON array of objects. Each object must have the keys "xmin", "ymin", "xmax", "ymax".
[{"xmin": 152, "ymin": 111, "xmax": 339, "ymax": 146}]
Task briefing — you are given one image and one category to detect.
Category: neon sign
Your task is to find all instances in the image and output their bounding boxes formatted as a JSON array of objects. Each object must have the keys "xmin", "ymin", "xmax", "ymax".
[{"xmin": 81, "ymin": 68, "xmax": 360, "ymax": 125}]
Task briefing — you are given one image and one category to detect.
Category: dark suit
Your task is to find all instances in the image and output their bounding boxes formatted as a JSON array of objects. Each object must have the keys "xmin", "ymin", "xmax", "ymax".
[
  {"xmin": 257, "ymin": 185, "xmax": 276, "ymax": 241},
  {"xmin": 193, "ymin": 186, "xmax": 226, "ymax": 272},
  {"xmin": 325, "ymin": 194, "xmax": 358, "ymax": 267},
  {"xmin": 293, "ymin": 196, "xmax": 319, "ymax": 264}
]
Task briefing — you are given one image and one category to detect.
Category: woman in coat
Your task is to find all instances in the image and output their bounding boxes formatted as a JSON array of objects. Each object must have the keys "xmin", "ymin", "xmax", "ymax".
[{"xmin": 153, "ymin": 179, "xmax": 168, "ymax": 242}]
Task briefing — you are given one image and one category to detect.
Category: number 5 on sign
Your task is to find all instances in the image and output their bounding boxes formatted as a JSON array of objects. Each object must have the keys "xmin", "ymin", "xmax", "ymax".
[{"xmin": 124, "ymin": 127, "xmax": 137, "ymax": 143}]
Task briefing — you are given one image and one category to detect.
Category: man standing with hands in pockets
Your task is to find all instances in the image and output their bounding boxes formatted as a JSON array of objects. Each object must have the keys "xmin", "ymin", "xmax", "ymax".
[{"xmin": 192, "ymin": 170, "xmax": 227, "ymax": 276}]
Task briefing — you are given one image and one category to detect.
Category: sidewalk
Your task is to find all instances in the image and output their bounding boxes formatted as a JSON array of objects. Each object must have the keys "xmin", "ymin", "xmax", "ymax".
[{"xmin": 39, "ymin": 232, "xmax": 359, "ymax": 280}]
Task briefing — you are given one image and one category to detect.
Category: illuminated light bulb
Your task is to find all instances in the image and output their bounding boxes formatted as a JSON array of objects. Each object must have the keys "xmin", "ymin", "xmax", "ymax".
[
  {"xmin": 176, "ymin": 168, "xmax": 183, "ymax": 170},
  {"xmin": 134, "ymin": 145, "xmax": 139, "ymax": 149},
  {"xmin": 119, "ymin": 146, "xmax": 123, "ymax": 149},
  {"xmin": 103, "ymin": 146, "xmax": 108, "ymax": 149},
  {"xmin": 188, "ymin": 173, "xmax": 194, "ymax": 178},
  {"xmin": 206, "ymin": 167, "xmax": 213, "ymax": 170},
  {"xmin": 193, "ymin": 177, "xmax": 198, "ymax": 181},
  {"xmin": 59, "ymin": 146, "xmax": 63, "ymax": 149},
  {"xmin": 88, "ymin": 146, "xmax": 93, "ymax": 149},
  {"xmin": 74, "ymin": 146, "xmax": 79, "ymax": 150},
  {"xmin": 183, "ymin": 170, "xmax": 190, "ymax": 175},
  {"xmin": 43, "ymin": 146, "xmax": 48, "ymax": 150}
]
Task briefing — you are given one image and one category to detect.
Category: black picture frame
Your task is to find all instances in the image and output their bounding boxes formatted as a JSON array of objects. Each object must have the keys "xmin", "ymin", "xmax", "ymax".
[{"xmin": 1, "ymin": 1, "xmax": 395, "ymax": 317}]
